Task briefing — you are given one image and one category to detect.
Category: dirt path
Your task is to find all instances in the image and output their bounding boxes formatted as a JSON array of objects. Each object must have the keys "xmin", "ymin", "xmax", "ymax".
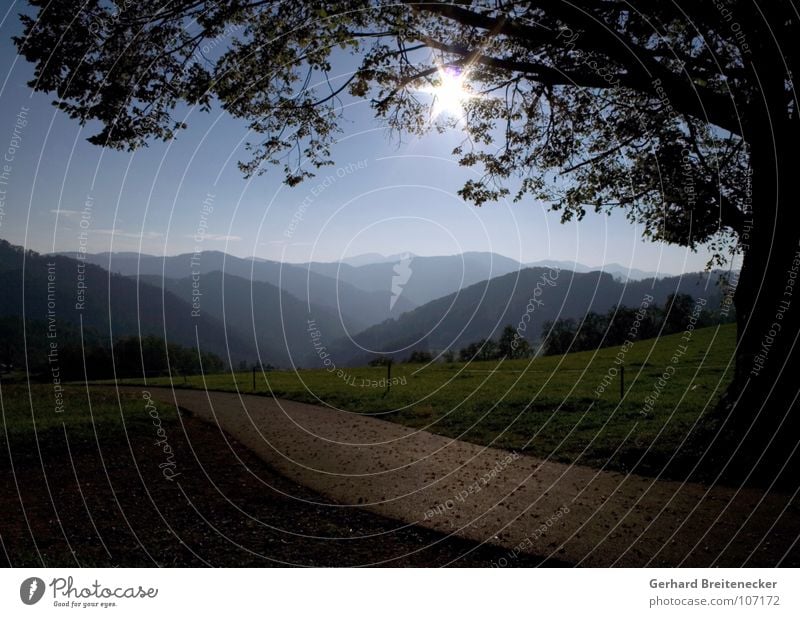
[{"xmin": 136, "ymin": 386, "xmax": 800, "ymax": 566}]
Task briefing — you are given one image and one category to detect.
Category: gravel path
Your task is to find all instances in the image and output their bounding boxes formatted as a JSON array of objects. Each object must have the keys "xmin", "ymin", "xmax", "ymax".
[{"xmin": 138, "ymin": 387, "xmax": 800, "ymax": 566}]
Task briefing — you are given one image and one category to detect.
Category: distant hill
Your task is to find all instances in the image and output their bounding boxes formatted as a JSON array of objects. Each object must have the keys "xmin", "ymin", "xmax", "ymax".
[
  {"xmin": 329, "ymin": 266, "xmax": 732, "ymax": 364},
  {"xmin": 55, "ymin": 250, "xmax": 416, "ymax": 332},
  {"xmin": 0, "ymin": 240, "xmax": 254, "ymax": 364},
  {"xmin": 340, "ymin": 252, "xmax": 412, "ymax": 267},
  {"xmin": 525, "ymin": 259, "xmax": 665, "ymax": 281},
  {"xmin": 303, "ymin": 252, "xmax": 526, "ymax": 306},
  {"xmin": 305, "ymin": 253, "xmax": 672, "ymax": 309},
  {"xmin": 136, "ymin": 271, "xmax": 347, "ymax": 367},
  {"xmin": 602, "ymin": 262, "xmax": 665, "ymax": 281}
]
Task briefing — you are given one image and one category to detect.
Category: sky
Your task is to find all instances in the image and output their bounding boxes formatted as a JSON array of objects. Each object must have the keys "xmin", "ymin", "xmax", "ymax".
[{"xmin": 0, "ymin": 5, "xmax": 721, "ymax": 275}]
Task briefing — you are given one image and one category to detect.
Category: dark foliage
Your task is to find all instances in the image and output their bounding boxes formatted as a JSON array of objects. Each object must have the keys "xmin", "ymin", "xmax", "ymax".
[
  {"xmin": 404, "ymin": 350, "xmax": 433, "ymax": 363},
  {"xmin": 540, "ymin": 293, "xmax": 732, "ymax": 355},
  {"xmin": 1, "ymin": 316, "xmax": 224, "ymax": 381}
]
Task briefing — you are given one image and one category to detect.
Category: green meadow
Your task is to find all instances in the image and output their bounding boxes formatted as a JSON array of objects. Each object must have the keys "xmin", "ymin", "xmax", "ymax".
[
  {"xmin": 131, "ymin": 324, "xmax": 736, "ymax": 478},
  {"xmin": 0, "ymin": 383, "xmax": 172, "ymax": 440}
]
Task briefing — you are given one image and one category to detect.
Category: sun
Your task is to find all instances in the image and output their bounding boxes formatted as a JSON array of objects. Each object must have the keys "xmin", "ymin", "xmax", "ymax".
[{"xmin": 424, "ymin": 65, "xmax": 474, "ymax": 119}]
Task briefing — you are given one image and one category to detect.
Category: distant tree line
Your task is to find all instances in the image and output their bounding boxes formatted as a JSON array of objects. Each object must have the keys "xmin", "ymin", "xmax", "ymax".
[
  {"xmin": 0, "ymin": 317, "xmax": 225, "ymax": 381},
  {"xmin": 380, "ymin": 326, "xmax": 534, "ymax": 364},
  {"xmin": 428, "ymin": 293, "xmax": 733, "ymax": 363},
  {"xmin": 76, "ymin": 335, "xmax": 226, "ymax": 380},
  {"xmin": 404, "ymin": 350, "xmax": 434, "ymax": 364},
  {"xmin": 540, "ymin": 293, "xmax": 733, "ymax": 355},
  {"xmin": 369, "ymin": 331, "xmax": 531, "ymax": 365},
  {"xmin": 365, "ymin": 293, "xmax": 733, "ymax": 366},
  {"xmin": 456, "ymin": 325, "xmax": 533, "ymax": 363}
]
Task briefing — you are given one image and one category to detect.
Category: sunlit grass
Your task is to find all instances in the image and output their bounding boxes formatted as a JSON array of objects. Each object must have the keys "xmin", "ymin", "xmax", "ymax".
[
  {"xmin": 0, "ymin": 383, "xmax": 166, "ymax": 439},
  {"xmin": 122, "ymin": 324, "xmax": 736, "ymax": 477}
]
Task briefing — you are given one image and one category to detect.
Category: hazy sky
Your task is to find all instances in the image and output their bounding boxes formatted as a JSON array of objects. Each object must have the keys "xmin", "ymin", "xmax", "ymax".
[{"xmin": 0, "ymin": 6, "xmax": 721, "ymax": 274}]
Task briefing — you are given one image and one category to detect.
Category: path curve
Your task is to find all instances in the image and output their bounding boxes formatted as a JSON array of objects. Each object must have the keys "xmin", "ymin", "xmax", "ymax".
[{"xmin": 132, "ymin": 386, "xmax": 800, "ymax": 566}]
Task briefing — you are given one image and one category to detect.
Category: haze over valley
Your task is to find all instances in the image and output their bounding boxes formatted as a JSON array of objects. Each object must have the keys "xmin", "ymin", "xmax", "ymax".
[{"xmin": 1, "ymin": 239, "xmax": 733, "ymax": 372}]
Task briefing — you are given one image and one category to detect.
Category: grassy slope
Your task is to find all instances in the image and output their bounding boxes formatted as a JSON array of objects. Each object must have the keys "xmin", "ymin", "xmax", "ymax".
[{"xmin": 135, "ymin": 324, "xmax": 736, "ymax": 478}]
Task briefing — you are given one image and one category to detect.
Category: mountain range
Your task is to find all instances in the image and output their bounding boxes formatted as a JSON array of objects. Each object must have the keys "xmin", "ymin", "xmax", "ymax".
[
  {"xmin": 0, "ymin": 239, "xmax": 731, "ymax": 369},
  {"xmin": 58, "ymin": 249, "xmax": 416, "ymax": 333},
  {"xmin": 332, "ymin": 266, "xmax": 730, "ymax": 364},
  {"xmin": 0, "ymin": 240, "xmax": 254, "ymax": 364}
]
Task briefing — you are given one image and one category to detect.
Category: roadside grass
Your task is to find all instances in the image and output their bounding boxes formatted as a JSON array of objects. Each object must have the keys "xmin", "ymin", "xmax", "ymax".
[
  {"xmin": 1, "ymin": 382, "xmax": 160, "ymax": 441},
  {"xmin": 127, "ymin": 324, "xmax": 736, "ymax": 478}
]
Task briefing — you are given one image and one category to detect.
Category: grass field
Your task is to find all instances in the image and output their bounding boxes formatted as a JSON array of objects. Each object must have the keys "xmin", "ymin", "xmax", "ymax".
[{"xmin": 130, "ymin": 324, "xmax": 736, "ymax": 478}]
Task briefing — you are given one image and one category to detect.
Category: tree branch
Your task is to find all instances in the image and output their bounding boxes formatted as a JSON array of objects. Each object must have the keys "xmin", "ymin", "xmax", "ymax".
[{"xmin": 410, "ymin": 1, "xmax": 743, "ymax": 135}]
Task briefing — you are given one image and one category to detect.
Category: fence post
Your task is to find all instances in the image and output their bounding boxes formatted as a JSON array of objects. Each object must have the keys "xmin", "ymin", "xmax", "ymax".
[
  {"xmin": 252, "ymin": 366, "xmax": 256, "ymax": 392},
  {"xmin": 620, "ymin": 365, "xmax": 625, "ymax": 400},
  {"xmin": 386, "ymin": 359, "xmax": 392, "ymax": 394}
]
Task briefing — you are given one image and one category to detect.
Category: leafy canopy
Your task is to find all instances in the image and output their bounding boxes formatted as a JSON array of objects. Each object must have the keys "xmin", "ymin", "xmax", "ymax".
[{"xmin": 17, "ymin": 1, "xmax": 782, "ymax": 263}]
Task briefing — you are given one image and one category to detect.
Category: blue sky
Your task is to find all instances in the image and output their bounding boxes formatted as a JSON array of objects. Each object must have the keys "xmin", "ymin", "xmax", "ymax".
[{"xmin": 0, "ymin": 5, "xmax": 719, "ymax": 274}]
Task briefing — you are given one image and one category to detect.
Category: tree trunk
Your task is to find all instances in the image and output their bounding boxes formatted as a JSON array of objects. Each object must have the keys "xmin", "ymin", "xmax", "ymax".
[{"xmin": 708, "ymin": 117, "xmax": 800, "ymax": 487}]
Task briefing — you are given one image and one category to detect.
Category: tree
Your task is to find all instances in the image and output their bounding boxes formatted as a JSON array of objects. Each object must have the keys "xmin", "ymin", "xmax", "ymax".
[
  {"xmin": 16, "ymin": 1, "xmax": 799, "ymax": 477},
  {"xmin": 663, "ymin": 293, "xmax": 696, "ymax": 334},
  {"xmin": 459, "ymin": 338, "xmax": 500, "ymax": 362},
  {"xmin": 0, "ymin": 317, "xmax": 24, "ymax": 372},
  {"xmin": 459, "ymin": 341, "xmax": 480, "ymax": 363},
  {"xmin": 604, "ymin": 306, "xmax": 641, "ymax": 348},
  {"xmin": 573, "ymin": 311, "xmax": 606, "ymax": 351},
  {"xmin": 405, "ymin": 350, "xmax": 433, "ymax": 363},
  {"xmin": 477, "ymin": 338, "xmax": 500, "ymax": 361},
  {"xmin": 541, "ymin": 318, "xmax": 577, "ymax": 356},
  {"xmin": 498, "ymin": 324, "xmax": 530, "ymax": 359}
]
